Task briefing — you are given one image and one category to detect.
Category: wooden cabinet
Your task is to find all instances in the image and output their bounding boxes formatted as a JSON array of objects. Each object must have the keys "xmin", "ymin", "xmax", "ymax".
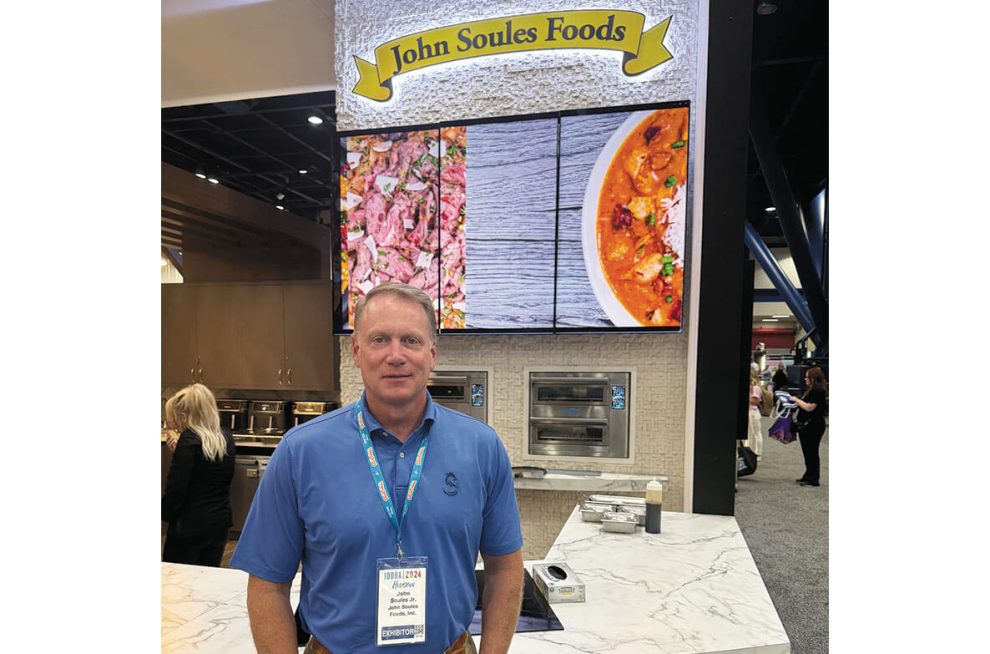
[
  {"xmin": 162, "ymin": 282, "xmax": 337, "ymax": 393},
  {"xmin": 162, "ymin": 284, "xmax": 199, "ymax": 387},
  {"xmin": 236, "ymin": 284, "xmax": 286, "ymax": 389},
  {"xmin": 162, "ymin": 284, "xmax": 240, "ymax": 388},
  {"xmin": 282, "ymin": 283, "xmax": 336, "ymax": 391},
  {"xmin": 196, "ymin": 285, "xmax": 241, "ymax": 388}
]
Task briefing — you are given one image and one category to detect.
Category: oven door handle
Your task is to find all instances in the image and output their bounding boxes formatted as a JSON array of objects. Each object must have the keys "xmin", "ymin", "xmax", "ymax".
[
  {"xmin": 532, "ymin": 377, "xmax": 611, "ymax": 385},
  {"xmin": 529, "ymin": 417, "xmax": 609, "ymax": 425}
]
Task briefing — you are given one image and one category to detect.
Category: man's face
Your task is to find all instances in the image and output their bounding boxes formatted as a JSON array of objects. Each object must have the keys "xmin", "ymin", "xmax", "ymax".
[{"xmin": 352, "ymin": 294, "xmax": 437, "ymax": 411}]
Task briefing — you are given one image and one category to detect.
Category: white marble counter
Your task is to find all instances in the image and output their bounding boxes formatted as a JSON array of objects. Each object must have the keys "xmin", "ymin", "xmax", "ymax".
[
  {"xmin": 161, "ymin": 563, "xmax": 304, "ymax": 653},
  {"xmin": 162, "ymin": 509, "xmax": 788, "ymax": 653},
  {"xmin": 513, "ymin": 471, "xmax": 668, "ymax": 492},
  {"xmin": 510, "ymin": 508, "xmax": 790, "ymax": 654}
]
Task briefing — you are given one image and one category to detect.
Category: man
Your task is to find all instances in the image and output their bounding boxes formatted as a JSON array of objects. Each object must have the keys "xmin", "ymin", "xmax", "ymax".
[{"xmin": 231, "ymin": 282, "xmax": 524, "ymax": 654}]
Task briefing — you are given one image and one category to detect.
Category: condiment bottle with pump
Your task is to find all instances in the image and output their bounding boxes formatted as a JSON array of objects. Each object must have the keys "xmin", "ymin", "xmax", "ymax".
[{"xmin": 645, "ymin": 479, "xmax": 663, "ymax": 534}]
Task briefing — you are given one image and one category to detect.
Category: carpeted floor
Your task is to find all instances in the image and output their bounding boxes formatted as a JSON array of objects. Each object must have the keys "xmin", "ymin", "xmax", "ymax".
[{"xmin": 734, "ymin": 424, "xmax": 829, "ymax": 654}]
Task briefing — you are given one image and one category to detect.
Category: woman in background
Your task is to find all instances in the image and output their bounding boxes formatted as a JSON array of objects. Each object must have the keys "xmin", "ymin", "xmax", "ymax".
[
  {"xmin": 789, "ymin": 367, "xmax": 828, "ymax": 487},
  {"xmin": 161, "ymin": 383, "xmax": 235, "ymax": 566},
  {"xmin": 746, "ymin": 366, "xmax": 764, "ymax": 460}
]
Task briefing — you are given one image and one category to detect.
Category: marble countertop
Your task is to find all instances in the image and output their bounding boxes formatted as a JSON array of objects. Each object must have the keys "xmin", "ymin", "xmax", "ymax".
[
  {"xmin": 161, "ymin": 563, "xmax": 305, "ymax": 653},
  {"xmin": 513, "ymin": 471, "xmax": 667, "ymax": 492},
  {"xmin": 162, "ymin": 508, "xmax": 788, "ymax": 653},
  {"xmin": 509, "ymin": 507, "xmax": 790, "ymax": 653}
]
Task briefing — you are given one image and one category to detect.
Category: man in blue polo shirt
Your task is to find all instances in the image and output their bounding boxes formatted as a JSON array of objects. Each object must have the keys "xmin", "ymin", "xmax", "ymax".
[{"xmin": 231, "ymin": 282, "xmax": 524, "ymax": 654}]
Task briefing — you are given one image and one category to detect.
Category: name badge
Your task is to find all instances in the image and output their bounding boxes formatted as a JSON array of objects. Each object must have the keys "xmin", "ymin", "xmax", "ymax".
[{"xmin": 377, "ymin": 556, "xmax": 428, "ymax": 646}]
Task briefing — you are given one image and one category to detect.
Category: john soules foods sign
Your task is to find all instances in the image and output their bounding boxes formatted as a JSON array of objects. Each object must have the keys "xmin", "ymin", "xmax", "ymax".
[{"xmin": 353, "ymin": 9, "xmax": 675, "ymax": 102}]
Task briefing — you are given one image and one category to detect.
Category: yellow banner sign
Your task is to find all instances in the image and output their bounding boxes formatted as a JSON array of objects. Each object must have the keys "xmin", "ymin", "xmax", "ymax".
[{"xmin": 353, "ymin": 10, "xmax": 674, "ymax": 102}]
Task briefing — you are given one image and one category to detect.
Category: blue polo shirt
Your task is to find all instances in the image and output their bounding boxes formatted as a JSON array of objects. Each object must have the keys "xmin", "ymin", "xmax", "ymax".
[{"xmin": 230, "ymin": 393, "xmax": 523, "ymax": 653}]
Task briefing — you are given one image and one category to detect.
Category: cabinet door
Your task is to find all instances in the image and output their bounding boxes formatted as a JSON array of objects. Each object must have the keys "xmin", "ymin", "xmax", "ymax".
[
  {"xmin": 162, "ymin": 284, "xmax": 198, "ymax": 388},
  {"xmin": 236, "ymin": 285, "xmax": 286, "ymax": 389},
  {"xmin": 283, "ymin": 283, "xmax": 335, "ymax": 391},
  {"xmin": 195, "ymin": 285, "xmax": 241, "ymax": 388}
]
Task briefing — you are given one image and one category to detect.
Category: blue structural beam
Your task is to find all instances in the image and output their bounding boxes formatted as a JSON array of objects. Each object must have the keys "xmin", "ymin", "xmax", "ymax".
[
  {"xmin": 753, "ymin": 288, "xmax": 804, "ymax": 302},
  {"xmin": 804, "ymin": 187, "xmax": 826, "ymax": 279},
  {"xmin": 744, "ymin": 222, "xmax": 820, "ymax": 348},
  {"xmin": 749, "ymin": 85, "xmax": 828, "ymax": 353}
]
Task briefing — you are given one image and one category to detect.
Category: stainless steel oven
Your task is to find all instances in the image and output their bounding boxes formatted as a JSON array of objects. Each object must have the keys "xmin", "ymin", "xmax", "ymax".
[
  {"xmin": 427, "ymin": 371, "xmax": 488, "ymax": 422},
  {"xmin": 528, "ymin": 371, "xmax": 630, "ymax": 458},
  {"xmin": 231, "ymin": 454, "xmax": 269, "ymax": 533}
]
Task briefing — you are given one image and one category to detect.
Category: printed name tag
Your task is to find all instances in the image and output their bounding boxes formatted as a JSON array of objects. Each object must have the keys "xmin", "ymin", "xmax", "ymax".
[{"xmin": 377, "ymin": 557, "xmax": 428, "ymax": 646}]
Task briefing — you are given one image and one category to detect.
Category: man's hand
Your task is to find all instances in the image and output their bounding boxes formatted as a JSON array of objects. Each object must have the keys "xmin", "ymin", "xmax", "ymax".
[
  {"xmin": 478, "ymin": 549, "xmax": 524, "ymax": 654},
  {"xmin": 246, "ymin": 575, "xmax": 298, "ymax": 654}
]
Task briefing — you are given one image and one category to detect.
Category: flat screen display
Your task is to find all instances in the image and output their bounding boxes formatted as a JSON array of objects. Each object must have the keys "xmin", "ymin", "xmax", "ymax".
[{"xmin": 335, "ymin": 101, "xmax": 689, "ymax": 334}]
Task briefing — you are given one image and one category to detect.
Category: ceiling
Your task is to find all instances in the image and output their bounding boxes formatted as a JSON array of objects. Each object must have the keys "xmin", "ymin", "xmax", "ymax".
[
  {"xmin": 162, "ymin": 0, "xmax": 335, "ymax": 108},
  {"xmin": 161, "ymin": 0, "xmax": 827, "ymax": 314}
]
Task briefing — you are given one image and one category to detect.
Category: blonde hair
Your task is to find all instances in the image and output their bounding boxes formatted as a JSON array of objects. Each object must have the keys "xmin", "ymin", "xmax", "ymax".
[{"xmin": 165, "ymin": 384, "xmax": 228, "ymax": 462}]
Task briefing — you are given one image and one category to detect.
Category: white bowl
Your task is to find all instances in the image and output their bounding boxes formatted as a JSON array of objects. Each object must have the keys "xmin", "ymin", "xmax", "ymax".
[{"xmin": 581, "ymin": 110, "xmax": 655, "ymax": 327}]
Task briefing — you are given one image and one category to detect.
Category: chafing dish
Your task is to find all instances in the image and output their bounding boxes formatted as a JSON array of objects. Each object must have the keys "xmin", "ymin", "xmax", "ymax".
[
  {"xmin": 588, "ymin": 494, "xmax": 646, "ymax": 508},
  {"xmin": 619, "ymin": 505, "xmax": 647, "ymax": 526},
  {"xmin": 580, "ymin": 502, "xmax": 614, "ymax": 522},
  {"xmin": 601, "ymin": 511, "xmax": 638, "ymax": 533}
]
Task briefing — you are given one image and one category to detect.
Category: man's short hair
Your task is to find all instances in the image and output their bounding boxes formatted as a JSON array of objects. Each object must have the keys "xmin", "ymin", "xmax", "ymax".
[{"xmin": 353, "ymin": 282, "xmax": 437, "ymax": 341}]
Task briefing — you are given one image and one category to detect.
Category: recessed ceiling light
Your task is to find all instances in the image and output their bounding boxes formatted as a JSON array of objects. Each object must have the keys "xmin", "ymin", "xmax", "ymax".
[
  {"xmin": 276, "ymin": 192, "xmax": 286, "ymax": 200},
  {"xmin": 207, "ymin": 177, "xmax": 219, "ymax": 184},
  {"xmin": 765, "ymin": 206, "xmax": 776, "ymax": 213},
  {"xmin": 307, "ymin": 115, "xmax": 323, "ymax": 125},
  {"xmin": 762, "ymin": 318, "xmax": 779, "ymax": 322},
  {"xmin": 195, "ymin": 173, "xmax": 206, "ymax": 180},
  {"xmin": 756, "ymin": 1, "xmax": 778, "ymax": 16},
  {"xmin": 298, "ymin": 169, "xmax": 308, "ymax": 174},
  {"xmin": 771, "ymin": 315, "xmax": 789, "ymax": 318},
  {"xmin": 276, "ymin": 205, "xmax": 285, "ymax": 211}
]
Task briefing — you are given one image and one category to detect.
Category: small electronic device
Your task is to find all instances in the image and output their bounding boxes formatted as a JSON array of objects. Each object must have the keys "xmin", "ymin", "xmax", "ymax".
[{"xmin": 532, "ymin": 563, "xmax": 586, "ymax": 604}]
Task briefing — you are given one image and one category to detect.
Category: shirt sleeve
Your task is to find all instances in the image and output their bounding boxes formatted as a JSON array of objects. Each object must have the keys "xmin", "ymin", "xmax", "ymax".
[
  {"xmin": 229, "ymin": 440, "xmax": 305, "ymax": 583},
  {"xmin": 479, "ymin": 436, "xmax": 523, "ymax": 556},
  {"xmin": 161, "ymin": 432, "xmax": 197, "ymax": 522}
]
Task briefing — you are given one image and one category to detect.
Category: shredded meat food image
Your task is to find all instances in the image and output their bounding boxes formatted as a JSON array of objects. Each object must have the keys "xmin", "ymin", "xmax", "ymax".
[
  {"xmin": 339, "ymin": 127, "xmax": 467, "ymax": 329},
  {"xmin": 596, "ymin": 108, "xmax": 688, "ymax": 326}
]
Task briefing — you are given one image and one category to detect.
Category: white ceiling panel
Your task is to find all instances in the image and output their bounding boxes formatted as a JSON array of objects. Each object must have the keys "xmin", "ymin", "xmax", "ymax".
[{"xmin": 162, "ymin": 0, "xmax": 336, "ymax": 107}]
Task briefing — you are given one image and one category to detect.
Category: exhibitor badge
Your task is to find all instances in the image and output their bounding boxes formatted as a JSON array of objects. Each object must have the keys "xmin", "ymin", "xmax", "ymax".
[{"xmin": 377, "ymin": 558, "xmax": 428, "ymax": 646}]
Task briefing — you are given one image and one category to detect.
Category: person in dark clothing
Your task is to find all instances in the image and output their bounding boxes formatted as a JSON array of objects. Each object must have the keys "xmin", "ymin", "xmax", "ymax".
[
  {"xmin": 772, "ymin": 363, "xmax": 789, "ymax": 394},
  {"xmin": 161, "ymin": 383, "xmax": 235, "ymax": 566},
  {"xmin": 789, "ymin": 367, "xmax": 828, "ymax": 487}
]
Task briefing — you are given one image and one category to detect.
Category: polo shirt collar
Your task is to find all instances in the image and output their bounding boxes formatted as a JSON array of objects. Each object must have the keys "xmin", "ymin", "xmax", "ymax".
[{"xmin": 358, "ymin": 392, "xmax": 437, "ymax": 439}]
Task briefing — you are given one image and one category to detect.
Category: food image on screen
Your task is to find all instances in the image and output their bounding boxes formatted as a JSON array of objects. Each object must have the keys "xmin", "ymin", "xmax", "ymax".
[
  {"xmin": 438, "ymin": 127, "xmax": 467, "ymax": 329},
  {"xmin": 339, "ymin": 127, "xmax": 467, "ymax": 329},
  {"xmin": 596, "ymin": 108, "xmax": 688, "ymax": 326}
]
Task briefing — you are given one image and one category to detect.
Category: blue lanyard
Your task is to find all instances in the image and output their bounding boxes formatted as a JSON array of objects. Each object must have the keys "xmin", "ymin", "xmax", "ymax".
[{"xmin": 355, "ymin": 397, "xmax": 429, "ymax": 559}]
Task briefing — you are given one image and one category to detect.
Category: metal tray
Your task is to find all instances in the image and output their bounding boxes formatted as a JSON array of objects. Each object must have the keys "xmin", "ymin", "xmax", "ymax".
[
  {"xmin": 601, "ymin": 511, "xmax": 638, "ymax": 533},
  {"xmin": 580, "ymin": 503, "xmax": 613, "ymax": 522},
  {"xmin": 588, "ymin": 494, "xmax": 646, "ymax": 508},
  {"xmin": 513, "ymin": 466, "xmax": 548, "ymax": 479},
  {"xmin": 619, "ymin": 506, "xmax": 646, "ymax": 526}
]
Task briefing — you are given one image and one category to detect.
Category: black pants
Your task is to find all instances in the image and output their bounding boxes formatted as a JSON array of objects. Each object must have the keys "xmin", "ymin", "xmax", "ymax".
[
  {"xmin": 162, "ymin": 525, "xmax": 229, "ymax": 567},
  {"xmin": 798, "ymin": 420, "xmax": 827, "ymax": 483}
]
